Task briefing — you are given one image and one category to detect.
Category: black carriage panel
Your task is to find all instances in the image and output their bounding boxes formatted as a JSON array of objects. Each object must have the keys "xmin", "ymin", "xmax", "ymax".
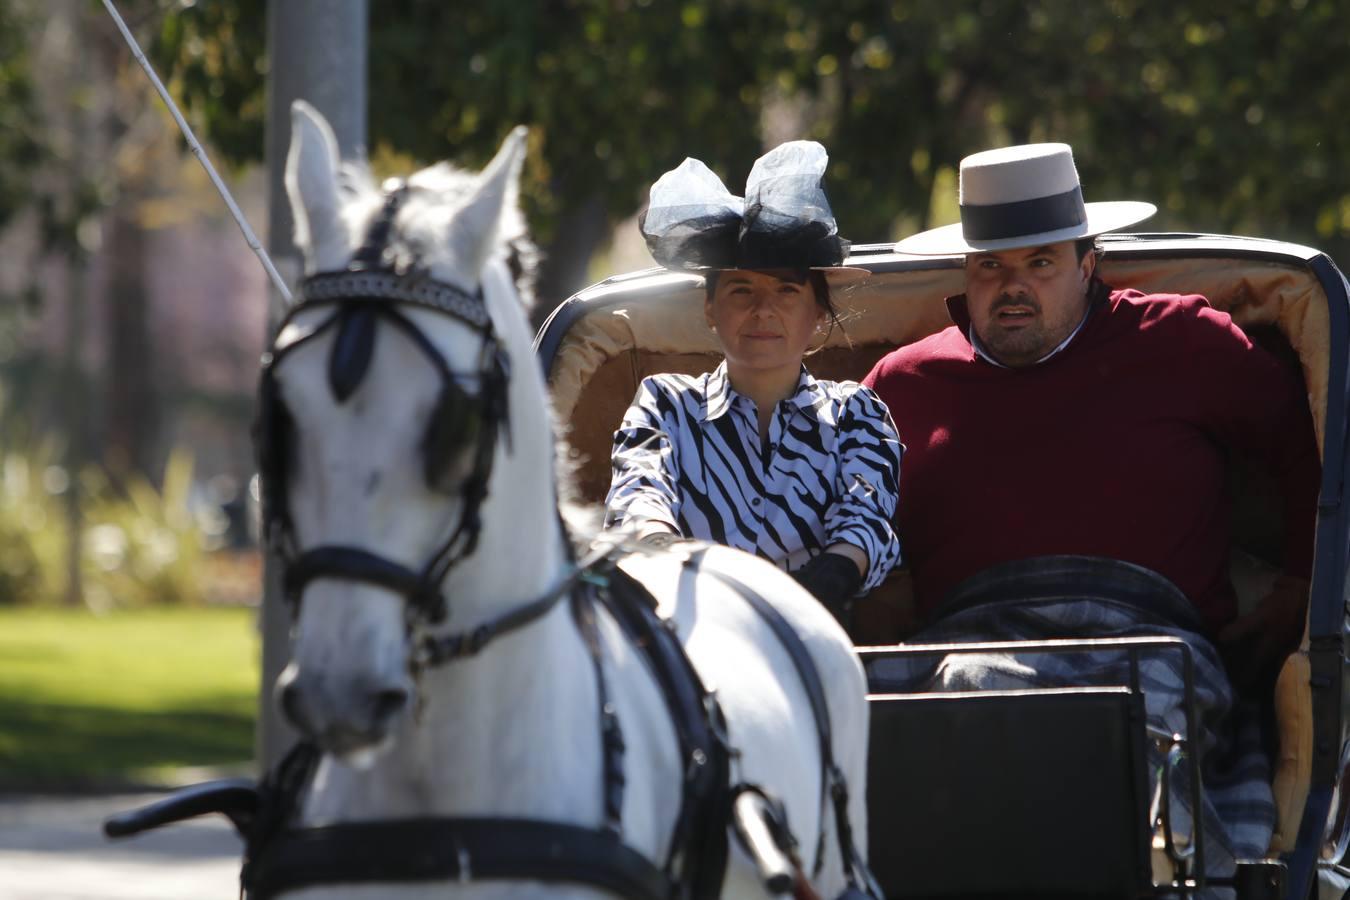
[{"xmin": 866, "ymin": 685, "xmax": 1151, "ymax": 898}]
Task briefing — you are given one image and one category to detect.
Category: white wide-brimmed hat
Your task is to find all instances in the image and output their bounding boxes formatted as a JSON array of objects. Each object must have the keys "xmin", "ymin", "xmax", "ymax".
[{"xmin": 894, "ymin": 143, "xmax": 1156, "ymax": 256}]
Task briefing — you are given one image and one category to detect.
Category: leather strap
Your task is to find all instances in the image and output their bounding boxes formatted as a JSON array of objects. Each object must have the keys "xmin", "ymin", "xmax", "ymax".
[
  {"xmin": 572, "ymin": 580, "xmax": 627, "ymax": 833},
  {"xmin": 245, "ymin": 817, "xmax": 673, "ymax": 900},
  {"xmin": 696, "ymin": 556, "xmax": 880, "ymax": 896},
  {"xmin": 699, "ymin": 564, "xmax": 835, "ymax": 865},
  {"xmin": 417, "ymin": 586, "xmax": 566, "ymax": 665},
  {"xmin": 601, "ymin": 563, "xmax": 732, "ymax": 899},
  {"xmin": 285, "ymin": 545, "xmax": 445, "ymax": 622}
]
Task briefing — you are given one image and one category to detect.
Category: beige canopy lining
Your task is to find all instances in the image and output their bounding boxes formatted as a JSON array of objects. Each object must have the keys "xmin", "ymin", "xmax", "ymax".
[{"xmin": 546, "ymin": 256, "xmax": 1331, "ymax": 856}]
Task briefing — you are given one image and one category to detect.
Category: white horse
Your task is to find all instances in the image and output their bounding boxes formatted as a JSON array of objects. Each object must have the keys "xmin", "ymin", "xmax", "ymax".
[{"xmin": 263, "ymin": 101, "xmax": 873, "ymax": 900}]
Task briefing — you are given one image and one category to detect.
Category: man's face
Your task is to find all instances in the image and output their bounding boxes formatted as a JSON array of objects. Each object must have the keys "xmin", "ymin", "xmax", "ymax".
[{"xmin": 964, "ymin": 241, "xmax": 1095, "ymax": 367}]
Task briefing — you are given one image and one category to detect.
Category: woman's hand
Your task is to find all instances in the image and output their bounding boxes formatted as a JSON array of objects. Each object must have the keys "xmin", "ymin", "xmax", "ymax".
[{"xmin": 636, "ymin": 523, "xmax": 684, "ymax": 551}]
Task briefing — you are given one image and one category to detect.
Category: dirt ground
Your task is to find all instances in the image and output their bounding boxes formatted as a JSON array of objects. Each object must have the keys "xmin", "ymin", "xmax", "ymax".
[{"xmin": 0, "ymin": 792, "xmax": 242, "ymax": 899}]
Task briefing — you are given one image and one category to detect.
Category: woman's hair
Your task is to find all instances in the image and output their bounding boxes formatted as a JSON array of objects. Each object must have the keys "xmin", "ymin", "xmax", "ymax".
[{"xmin": 704, "ymin": 268, "xmax": 846, "ymax": 351}]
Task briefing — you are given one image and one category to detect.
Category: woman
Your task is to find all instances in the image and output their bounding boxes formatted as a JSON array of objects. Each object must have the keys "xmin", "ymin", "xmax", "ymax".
[{"xmin": 604, "ymin": 141, "xmax": 903, "ymax": 624}]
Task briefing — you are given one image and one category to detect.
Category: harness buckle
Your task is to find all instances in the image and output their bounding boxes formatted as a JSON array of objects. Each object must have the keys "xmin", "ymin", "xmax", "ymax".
[
  {"xmin": 417, "ymin": 587, "xmax": 448, "ymax": 624},
  {"xmin": 685, "ymin": 748, "xmax": 707, "ymax": 784}
]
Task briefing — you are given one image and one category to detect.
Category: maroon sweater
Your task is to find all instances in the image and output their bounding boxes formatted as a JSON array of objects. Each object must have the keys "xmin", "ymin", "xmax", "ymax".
[{"xmin": 862, "ymin": 288, "xmax": 1319, "ymax": 632}]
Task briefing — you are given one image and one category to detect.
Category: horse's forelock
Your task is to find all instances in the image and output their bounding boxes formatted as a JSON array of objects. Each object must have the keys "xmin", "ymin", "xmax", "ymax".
[
  {"xmin": 318, "ymin": 159, "xmax": 537, "ymax": 308},
  {"xmin": 393, "ymin": 161, "xmax": 538, "ymax": 308},
  {"xmin": 330, "ymin": 162, "xmax": 384, "ymax": 264}
]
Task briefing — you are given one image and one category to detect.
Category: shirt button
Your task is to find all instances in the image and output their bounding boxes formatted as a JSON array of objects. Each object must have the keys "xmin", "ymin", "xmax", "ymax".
[{"xmin": 751, "ymin": 498, "xmax": 762, "ymax": 508}]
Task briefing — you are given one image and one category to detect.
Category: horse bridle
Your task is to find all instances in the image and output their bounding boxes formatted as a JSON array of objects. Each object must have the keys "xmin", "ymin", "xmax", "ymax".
[
  {"xmin": 247, "ymin": 194, "xmax": 681, "ymax": 897},
  {"xmin": 255, "ymin": 180, "xmax": 513, "ymax": 632}
]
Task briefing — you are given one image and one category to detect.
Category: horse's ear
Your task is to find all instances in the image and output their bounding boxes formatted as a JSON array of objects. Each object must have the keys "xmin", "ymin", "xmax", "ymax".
[
  {"xmin": 285, "ymin": 101, "xmax": 349, "ymax": 273},
  {"xmin": 448, "ymin": 126, "xmax": 528, "ymax": 277}
]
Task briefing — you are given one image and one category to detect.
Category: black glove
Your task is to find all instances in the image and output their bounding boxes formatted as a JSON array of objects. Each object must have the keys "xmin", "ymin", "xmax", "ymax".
[{"xmin": 791, "ymin": 552, "xmax": 863, "ymax": 627}]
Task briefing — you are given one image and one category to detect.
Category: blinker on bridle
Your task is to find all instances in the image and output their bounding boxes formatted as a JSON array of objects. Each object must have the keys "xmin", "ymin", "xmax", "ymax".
[{"xmin": 255, "ymin": 179, "xmax": 512, "ymax": 630}]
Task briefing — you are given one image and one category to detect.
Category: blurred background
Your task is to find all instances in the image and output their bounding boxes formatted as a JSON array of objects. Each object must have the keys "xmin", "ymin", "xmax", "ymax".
[{"xmin": 1, "ymin": 0, "xmax": 1348, "ymax": 787}]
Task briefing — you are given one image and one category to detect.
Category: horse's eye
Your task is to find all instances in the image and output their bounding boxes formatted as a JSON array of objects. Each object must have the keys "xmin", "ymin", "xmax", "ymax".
[{"xmin": 422, "ymin": 386, "xmax": 481, "ymax": 490}]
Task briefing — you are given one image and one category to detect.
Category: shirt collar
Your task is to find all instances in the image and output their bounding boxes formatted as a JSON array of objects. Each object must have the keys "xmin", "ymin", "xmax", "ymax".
[
  {"xmin": 702, "ymin": 362, "xmax": 820, "ymax": 422},
  {"xmin": 704, "ymin": 362, "xmax": 734, "ymax": 421}
]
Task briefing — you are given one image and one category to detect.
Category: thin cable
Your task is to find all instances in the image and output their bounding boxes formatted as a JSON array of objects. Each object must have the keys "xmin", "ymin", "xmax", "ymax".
[{"xmin": 100, "ymin": 0, "xmax": 293, "ymax": 303}]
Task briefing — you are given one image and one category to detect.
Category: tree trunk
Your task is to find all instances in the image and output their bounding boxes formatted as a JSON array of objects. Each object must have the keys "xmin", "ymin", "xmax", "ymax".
[
  {"xmin": 61, "ymin": 252, "xmax": 89, "ymax": 608},
  {"xmin": 531, "ymin": 191, "xmax": 610, "ymax": 330},
  {"xmin": 103, "ymin": 202, "xmax": 159, "ymax": 481},
  {"xmin": 260, "ymin": 0, "xmax": 368, "ymax": 773}
]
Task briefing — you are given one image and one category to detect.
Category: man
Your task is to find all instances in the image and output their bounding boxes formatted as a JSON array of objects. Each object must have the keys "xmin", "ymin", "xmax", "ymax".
[
  {"xmin": 866, "ymin": 142, "xmax": 1316, "ymax": 677},
  {"xmin": 863, "ymin": 143, "xmax": 1319, "ymax": 875}
]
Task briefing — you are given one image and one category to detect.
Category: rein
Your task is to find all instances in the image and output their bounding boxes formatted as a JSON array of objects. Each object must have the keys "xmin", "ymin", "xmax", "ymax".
[{"xmin": 415, "ymin": 543, "xmax": 611, "ymax": 668}]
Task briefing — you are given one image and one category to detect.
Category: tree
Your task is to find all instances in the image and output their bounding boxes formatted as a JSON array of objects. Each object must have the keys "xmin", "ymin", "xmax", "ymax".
[
  {"xmin": 0, "ymin": 0, "xmax": 43, "ymax": 233},
  {"xmin": 152, "ymin": 0, "xmax": 1350, "ymax": 301},
  {"xmin": 2, "ymin": 0, "xmax": 198, "ymax": 604},
  {"xmin": 155, "ymin": 1, "xmax": 789, "ymax": 305},
  {"xmin": 797, "ymin": 1, "xmax": 1350, "ymax": 261}
]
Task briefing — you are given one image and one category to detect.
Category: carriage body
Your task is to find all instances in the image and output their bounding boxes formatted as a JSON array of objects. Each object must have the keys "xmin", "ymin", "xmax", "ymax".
[{"xmin": 536, "ymin": 233, "xmax": 1350, "ymax": 898}]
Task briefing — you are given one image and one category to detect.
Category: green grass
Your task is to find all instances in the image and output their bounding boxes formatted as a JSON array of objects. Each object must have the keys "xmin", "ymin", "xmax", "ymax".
[{"xmin": 0, "ymin": 606, "xmax": 259, "ymax": 787}]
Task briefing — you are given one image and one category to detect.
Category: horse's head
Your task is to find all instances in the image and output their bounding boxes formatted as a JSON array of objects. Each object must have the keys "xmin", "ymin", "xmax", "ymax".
[{"xmin": 266, "ymin": 103, "xmax": 552, "ymax": 763}]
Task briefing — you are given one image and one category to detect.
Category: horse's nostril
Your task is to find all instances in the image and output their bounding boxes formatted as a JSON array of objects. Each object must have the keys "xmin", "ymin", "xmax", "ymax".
[{"xmin": 371, "ymin": 687, "xmax": 410, "ymax": 725}]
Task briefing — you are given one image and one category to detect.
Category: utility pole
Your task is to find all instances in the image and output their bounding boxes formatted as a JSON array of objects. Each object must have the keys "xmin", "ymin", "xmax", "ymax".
[{"xmin": 260, "ymin": 1, "xmax": 368, "ymax": 771}]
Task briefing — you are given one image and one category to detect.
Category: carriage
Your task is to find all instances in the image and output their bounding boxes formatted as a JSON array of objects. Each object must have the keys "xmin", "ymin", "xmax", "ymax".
[
  {"xmin": 535, "ymin": 232, "xmax": 1350, "ymax": 899},
  {"xmin": 103, "ymin": 106, "xmax": 1350, "ymax": 898}
]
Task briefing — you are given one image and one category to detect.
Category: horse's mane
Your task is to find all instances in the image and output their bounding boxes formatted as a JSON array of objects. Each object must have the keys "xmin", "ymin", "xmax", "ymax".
[{"xmin": 554, "ymin": 429, "xmax": 604, "ymax": 553}]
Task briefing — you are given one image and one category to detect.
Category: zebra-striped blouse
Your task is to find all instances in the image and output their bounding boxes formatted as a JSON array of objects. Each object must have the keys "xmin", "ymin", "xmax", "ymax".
[{"xmin": 605, "ymin": 362, "xmax": 903, "ymax": 593}]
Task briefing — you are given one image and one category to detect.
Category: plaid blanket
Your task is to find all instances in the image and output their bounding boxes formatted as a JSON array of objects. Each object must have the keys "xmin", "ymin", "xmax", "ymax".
[{"xmin": 867, "ymin": 593, "xmax": 1274, "ymax": 891}]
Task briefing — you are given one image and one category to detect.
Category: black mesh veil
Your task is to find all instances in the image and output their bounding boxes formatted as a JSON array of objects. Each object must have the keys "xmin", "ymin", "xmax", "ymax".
[
  {"xmin": 638, "ymin": 157, "xmax": 743, "ymax": 270},
  {"xmin": 639, "ymin": 141, "xmax": 850, "ymax": 272}
]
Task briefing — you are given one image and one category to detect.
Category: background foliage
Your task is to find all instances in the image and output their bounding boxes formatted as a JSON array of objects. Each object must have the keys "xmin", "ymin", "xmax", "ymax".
[
  {"xmin": 0, "ymin": 0, "xmax": 42, "ymax": 233},
  {"xmin": 150, "ymin": 0, "xmax": 1350, "ymax": 304},
  {"xmin": 0, "ymin": 442, "xmax": 226, "ymax": 608}
]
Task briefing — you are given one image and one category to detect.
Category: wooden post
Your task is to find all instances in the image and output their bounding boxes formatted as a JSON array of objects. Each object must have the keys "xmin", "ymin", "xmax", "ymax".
[{"xmin": 259, "ymin": 0, "xmax": 368, "ymax": 772}]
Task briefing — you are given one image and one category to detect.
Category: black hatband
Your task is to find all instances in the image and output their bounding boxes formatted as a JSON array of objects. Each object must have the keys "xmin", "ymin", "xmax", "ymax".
[{"xmin": 960, "ymin": 185, "xmax": 1086, "ymax": 242}]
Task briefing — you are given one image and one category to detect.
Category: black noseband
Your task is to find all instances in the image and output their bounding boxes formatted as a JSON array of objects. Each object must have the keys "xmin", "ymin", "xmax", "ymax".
[{"xmin": 284, "ymin": 546, "xmax": 447, "ymax": 623}]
